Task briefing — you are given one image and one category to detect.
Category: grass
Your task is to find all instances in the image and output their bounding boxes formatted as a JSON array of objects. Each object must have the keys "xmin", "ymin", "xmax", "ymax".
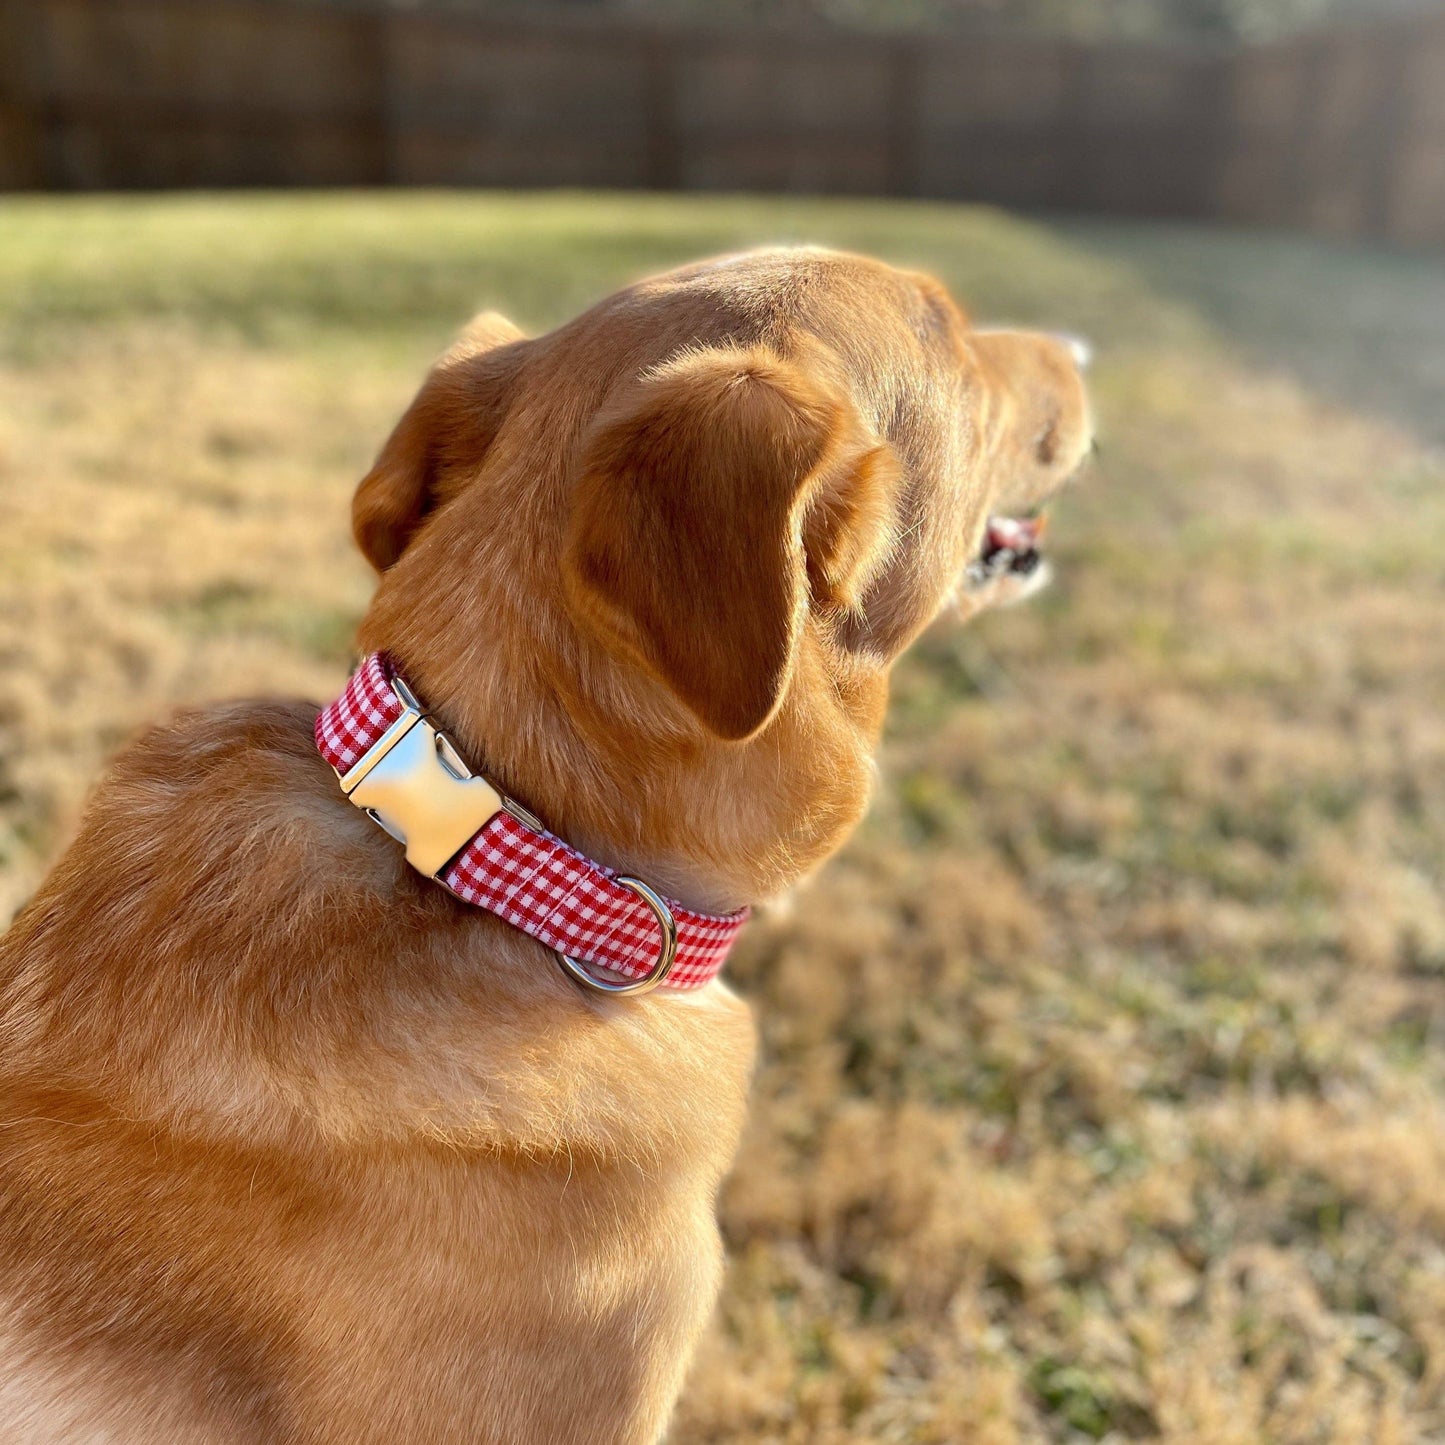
[{"xmin": 2, "ymin": 190, "xmax": 1444, "ymax": 1443}]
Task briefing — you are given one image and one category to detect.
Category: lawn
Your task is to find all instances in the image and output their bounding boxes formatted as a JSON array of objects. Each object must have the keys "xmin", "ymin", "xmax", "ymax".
[{"xmin": 2, "ymin": 192, "xmax": 1444, "ymax": 1444}]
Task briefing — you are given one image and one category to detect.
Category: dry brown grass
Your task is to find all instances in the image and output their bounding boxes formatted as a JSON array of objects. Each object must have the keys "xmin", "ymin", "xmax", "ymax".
[{"xmin": 2, "ymin": 194, "xmax": 1444, "ymax": 1443}]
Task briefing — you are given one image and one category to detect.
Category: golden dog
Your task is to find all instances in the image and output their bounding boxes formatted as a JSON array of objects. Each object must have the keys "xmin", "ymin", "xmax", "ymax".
[{"xmin": 0, "ymin": 249, "xmax": 1092, "ymax": 1442}]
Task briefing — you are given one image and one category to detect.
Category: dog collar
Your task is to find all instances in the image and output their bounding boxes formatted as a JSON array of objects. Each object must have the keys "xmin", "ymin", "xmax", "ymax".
[{"xmin": 316, "ymin": 654, "xmax": 747, "ymax": 994}]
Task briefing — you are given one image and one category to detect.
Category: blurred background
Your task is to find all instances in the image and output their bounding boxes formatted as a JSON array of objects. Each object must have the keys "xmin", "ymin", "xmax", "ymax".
[
  {"xmin": 2, "ymin": 2, "xmax": 1445, "ymax": 1443},
  {"xmin": 2, "ymin": 0, "xmax": 1444, "ymax": 245}
]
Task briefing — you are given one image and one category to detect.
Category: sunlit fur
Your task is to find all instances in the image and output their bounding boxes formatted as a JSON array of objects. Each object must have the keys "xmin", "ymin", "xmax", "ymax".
[{"xmin": 0, "ymin": 249, "xmax": 1090, "ymax": 1442}]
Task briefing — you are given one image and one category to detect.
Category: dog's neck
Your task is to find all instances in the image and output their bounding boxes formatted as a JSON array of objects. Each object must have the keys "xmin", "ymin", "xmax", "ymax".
[
  {"xmin": 353, "ymin": 600, "xmax": 881, "ymax": 923},
  {"xmin": 318, "ymin": 653, "xmax": 747, "ymax": 993},
  {"xmin": 351, "ymin": 628, "xmax": 749, "ymax": 919}
]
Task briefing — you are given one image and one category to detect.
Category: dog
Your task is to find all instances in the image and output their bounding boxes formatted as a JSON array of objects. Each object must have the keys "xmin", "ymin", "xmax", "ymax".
[{"xmin": 0, "ymin": 248, "xmax": 1092, "ymax": 1443}]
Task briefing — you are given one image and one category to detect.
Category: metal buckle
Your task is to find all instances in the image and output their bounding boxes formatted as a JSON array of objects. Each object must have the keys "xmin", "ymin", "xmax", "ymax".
[
  {"xmin": 555, "ymin": 876, "xmax": 679, "ymax": 996},
  {"xmin": 338, "ymin": 677, "xmax": 538, "ymax": 878}
]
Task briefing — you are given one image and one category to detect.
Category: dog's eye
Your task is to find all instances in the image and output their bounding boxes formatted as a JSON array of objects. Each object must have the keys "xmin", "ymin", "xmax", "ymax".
[{"xmin": 1036, "ymin": 420, "xmax": 1059, "ymax": 466}]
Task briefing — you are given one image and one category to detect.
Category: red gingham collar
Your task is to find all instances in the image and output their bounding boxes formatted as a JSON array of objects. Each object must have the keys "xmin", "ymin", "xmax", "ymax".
[{"xmin": 316, "ymin": 654, "xmax": 748, "ymax": 993}]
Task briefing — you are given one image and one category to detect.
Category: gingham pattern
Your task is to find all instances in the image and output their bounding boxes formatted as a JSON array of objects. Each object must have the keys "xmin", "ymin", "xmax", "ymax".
[
  {"xmin": 315, "ymin": 652, "xmax": 405, "ymax": 774},
  {"xmin": 316, "ymin": 654, "xmax": 747, "ymax": 990}
]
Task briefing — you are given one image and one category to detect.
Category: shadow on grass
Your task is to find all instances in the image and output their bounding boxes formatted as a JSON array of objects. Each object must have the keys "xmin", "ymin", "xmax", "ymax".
[{"xmin": 1049, "ymin": 217, "xmax": 1445, "ymax": 449}]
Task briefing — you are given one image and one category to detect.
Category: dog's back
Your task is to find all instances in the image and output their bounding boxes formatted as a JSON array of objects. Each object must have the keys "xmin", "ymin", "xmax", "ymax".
[{"xmin": 0, "ymin": 700, "xmax": 753, "ymax": 1443}]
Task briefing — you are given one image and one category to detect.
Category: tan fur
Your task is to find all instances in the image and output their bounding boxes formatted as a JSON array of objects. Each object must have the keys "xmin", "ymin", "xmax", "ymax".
[{"xmin": 0, "ymin": 249, "xmax": 1091, "ymax": 1442}]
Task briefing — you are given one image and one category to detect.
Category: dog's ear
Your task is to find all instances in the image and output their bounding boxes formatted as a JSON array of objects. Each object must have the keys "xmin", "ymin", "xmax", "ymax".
[
  {"xmin": 563, "ymin": 346, "xmax": 899, "ymax": 741},
  {"xmin": 353, "ymin": 312, "xmax": 528, "ymax": 571}
]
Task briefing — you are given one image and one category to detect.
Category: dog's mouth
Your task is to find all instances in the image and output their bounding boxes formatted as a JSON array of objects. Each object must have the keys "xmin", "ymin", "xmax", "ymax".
[{"xmin": 964, "ymin": 512, "xmax": 1049, "ymax": 594}]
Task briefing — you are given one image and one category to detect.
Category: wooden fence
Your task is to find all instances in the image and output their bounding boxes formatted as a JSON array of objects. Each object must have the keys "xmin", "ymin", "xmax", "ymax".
[{"xmin": 1, "ymin": 0, "xmax": 1442, "ymax": 248}]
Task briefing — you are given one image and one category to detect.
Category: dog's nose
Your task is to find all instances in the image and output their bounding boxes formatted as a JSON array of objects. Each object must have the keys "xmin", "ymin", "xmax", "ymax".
[{"xmin": 1054, "ymin": 333, "xmax": 1093, "ymax": 371}]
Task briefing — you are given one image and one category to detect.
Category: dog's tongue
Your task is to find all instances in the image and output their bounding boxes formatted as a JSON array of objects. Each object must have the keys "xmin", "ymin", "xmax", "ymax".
[{"xmin": 986, "ymin": 514, "xmax": 1047, "ymax": 553}]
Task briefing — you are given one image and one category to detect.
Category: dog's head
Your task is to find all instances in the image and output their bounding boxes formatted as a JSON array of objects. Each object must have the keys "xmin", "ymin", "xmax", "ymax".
[{"xmin": 354, "ymin": 249, "xmax": 1092, "ymax": 906}]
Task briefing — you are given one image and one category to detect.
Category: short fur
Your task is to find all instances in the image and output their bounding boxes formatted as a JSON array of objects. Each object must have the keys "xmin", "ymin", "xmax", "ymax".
[{"xmin": 0, "ymin": 249, "xmax": 1092, "ymax": 1443}]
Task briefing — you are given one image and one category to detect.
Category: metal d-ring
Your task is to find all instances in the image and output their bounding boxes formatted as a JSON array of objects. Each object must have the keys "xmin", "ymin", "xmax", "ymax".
[{"xmin": 555, "ymin": 876, "xmax": 679, "ymax": 997}]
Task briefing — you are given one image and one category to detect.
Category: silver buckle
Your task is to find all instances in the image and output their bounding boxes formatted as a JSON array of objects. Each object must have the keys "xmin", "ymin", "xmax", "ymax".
[
  {"xmin": 338, "ymin": 677, "xmax": 539, "ymax": 879},
  {"xmin": 555, "ymin": 876, "xmax": 679, "ymax": 996}
]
